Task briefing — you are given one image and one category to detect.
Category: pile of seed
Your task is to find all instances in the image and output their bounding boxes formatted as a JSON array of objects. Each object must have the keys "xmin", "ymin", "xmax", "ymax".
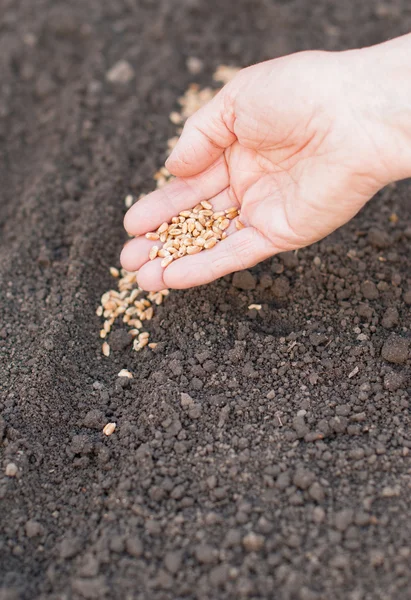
[
  {"xmin": 146, "ymin": 201, "xmax": 242, "ymax": 268},
  {"xmin": 100, "ymin": 64, "xmax": 240, "ymax": 357},
  {"xmin": 96, "ymin": 268, "xmax": 169, "ymax": 356}
]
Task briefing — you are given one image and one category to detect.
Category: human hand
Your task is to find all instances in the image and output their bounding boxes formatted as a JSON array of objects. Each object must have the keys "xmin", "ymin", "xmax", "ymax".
[{"xmin": 121, "ymin": 38, "xmax": 411, "ymax": 291}]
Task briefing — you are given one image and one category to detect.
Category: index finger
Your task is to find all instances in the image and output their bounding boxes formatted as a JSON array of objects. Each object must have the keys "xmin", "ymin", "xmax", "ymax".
[{"xmin": 124, "ymin": 155, "xmax": 229, "ymax": 236}]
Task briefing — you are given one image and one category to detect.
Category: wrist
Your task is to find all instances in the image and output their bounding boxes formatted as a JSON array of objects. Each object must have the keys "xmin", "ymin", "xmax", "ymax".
[{"xmin": 354, "ymin": 35, "xmax": 411, "ymax": 184}]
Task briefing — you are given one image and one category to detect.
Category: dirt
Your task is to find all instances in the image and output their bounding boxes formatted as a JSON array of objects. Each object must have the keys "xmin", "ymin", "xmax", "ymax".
[{"xmin": 1, "ymin": 1, "xmax": 411, "ymax": 599}]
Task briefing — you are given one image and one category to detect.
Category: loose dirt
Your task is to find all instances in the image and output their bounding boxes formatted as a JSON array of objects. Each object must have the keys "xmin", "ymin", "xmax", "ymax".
[{"xmin": 1, "ymin": 1, "xmax": 411, "ymax": 599}]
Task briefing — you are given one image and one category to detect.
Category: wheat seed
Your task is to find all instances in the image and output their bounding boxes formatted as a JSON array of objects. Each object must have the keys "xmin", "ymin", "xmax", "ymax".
[{"xmin": 103, "ymin": 422, "xmax": 116, "ymax": 436}]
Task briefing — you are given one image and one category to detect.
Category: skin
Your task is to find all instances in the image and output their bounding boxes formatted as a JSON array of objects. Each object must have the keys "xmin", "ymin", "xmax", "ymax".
[{"xmin": 121, "ymin": 34, "xmax": 411, "ymax": 291}]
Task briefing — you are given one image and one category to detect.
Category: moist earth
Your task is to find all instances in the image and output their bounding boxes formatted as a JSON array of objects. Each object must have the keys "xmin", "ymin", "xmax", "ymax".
[{"xmin": 1, "ymin": 1, "xmax": 411, "ymax": 599}]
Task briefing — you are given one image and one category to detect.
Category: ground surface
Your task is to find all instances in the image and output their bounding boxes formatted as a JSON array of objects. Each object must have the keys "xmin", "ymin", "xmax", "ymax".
[{"xmin": 1, "ymin": 1, "xmax": 411, "ymax": 599}]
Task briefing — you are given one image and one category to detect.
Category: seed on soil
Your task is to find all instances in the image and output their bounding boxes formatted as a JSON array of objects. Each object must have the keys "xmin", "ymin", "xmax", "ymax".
[
  {"xmin": 125, "ymin": 194, "xmax": 134, "ymax": 208},
  {"xmin": 118, "ymin": 369, "xmax": 133, "ymax": 378},
  {"xmin": 110, "ymin": 267, "xmax": 120, "ymax": 278},
  {"xmin": 103, "ymin": 422, "xmax": 116, "ymax": 436},
  {"xmin": 5, "ymin": 463, "xmax": 18, "ymax": 477},
  {"xmin": 248, "ymin": 304, "xmax": 262, "ymax": 311},
  {"xmin": 102, "ymin": 342, "xmax": 110, "ymax": 357}
]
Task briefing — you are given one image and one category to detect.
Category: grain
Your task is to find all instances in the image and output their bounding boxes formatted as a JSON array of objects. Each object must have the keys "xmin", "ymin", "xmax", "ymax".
[
  {"xmin": 149, "ymin": 246, "xmax": 159, "ymax": 260},
  {"xmin": 103, "ymin": 422, "xmax": 116, "ymax": 436},
  {"xmin": 102, "ymin": 342, "xmax": 110, "ymax": 357},
  {"xmin": 118, "ymin": 369, "xmax": 133, "ymax": 378}
]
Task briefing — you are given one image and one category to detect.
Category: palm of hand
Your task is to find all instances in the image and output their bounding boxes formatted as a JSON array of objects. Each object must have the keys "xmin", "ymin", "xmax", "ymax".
[{"xmin": 121, "ymin": 53, "xmax": 387, "ymax": 291}]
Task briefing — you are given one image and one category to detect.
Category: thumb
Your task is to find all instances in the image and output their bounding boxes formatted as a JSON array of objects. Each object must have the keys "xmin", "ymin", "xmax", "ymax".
[{"xmin": 166, "ymin": 86, "xmax": 237, "ymax": 178}]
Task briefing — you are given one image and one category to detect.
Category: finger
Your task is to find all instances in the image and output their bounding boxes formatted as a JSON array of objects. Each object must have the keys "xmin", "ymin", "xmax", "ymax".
[
  {"xmin": 165, "ymin": 86, "xmax": 237, "ymax": 178},
  {"xmin": 120, "ymin": 237, "xmax": 155, "ymax": 273},
  {"xmin": 120, "ymin": 187, "xmax": 240, "ymax": 274},
  {"xmin": 160, "ymin": 227, "xmax": 276, "ymax": 290},
  {"xmin": 137, "ymin": 258, "xmax": 167, "ymax": 292},
  {"xmin": 124, "ymin": 155, "xmax": 229, "ymax": 236}
]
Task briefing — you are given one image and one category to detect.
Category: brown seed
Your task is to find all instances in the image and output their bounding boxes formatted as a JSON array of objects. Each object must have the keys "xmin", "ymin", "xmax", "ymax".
[
  {"xmin": 103, "ymin": 422, "xmax": 116, "ymax": 436},
  {"xmin": 118, "ymin": 369, "xmax": 133, "ymax": 378},
  {"xmin": 145, "ymin": 307, "xmax": 154, "ymax": 320},
  {"xmin": 195, "ymin": 221, "xmax": 204, "ymax": 232},
  {"xmin": 203, "ymin": 230, "xmax": 214, "ymax": 240},
  {"xmin": 204, "ymin": 238, "xmax": 217, "ymax": 249},
  {"xmin": 171, "ymin": 216, "xmax": 179, "ymax": 224},
  {"xmin": 146, "ymin": 232, "xmax": 160, "ymax": 241},
  {"xmin": 179, "ymin": 210, "xmax": 191, "ymax": 218},
  {"xmin": 100, "ymin": 329, "xmax": 107, "ymax": 339},
  {"xmin": 148, "ymin": 342, "xmax": 158, "ymax": 349},
  {"xmin": 158, "ymin": 249, "xmax": 170, "ymax": 258},
  {"xmin": 201, "ymin": 200, "xmax": 213, "ymax": 209},
  {"xmin": 110, "ymin": 267, "xmax": 120, "ymax": 278},
  {"xmin": 157, "ymin": 222, "xmax": 169, "ymax": 234},
  {"xmin": 161, "ymin": 255, "xmax": 174, "ymax": 268},
  {"xmin": 200, "ymin": 209, "xmax": 213, "ymax": 217},
  {"xmin": 160, "ymin": 232, "xmax": 167, "ymax": 243},
  {"xmin": 194, "ymin": 237, "xmax": 206, "ymax": 247},
  {"xmin": 193, "ymin": 203, "xmax": 203, "ymax": 213},
  {"xmin": 219, "ymin": 218, "xmax": 230, "ymax": 230},
  {"xmin": 186, "ymin": 245, "xmax": 202, "ymax": 255},
  {"xmin": 149, "ymin": 246, "xmax": 159, "ymax": 260},
  {"xmin": 177, "ymin": 247, "xmax": 187, "ymax": 257},
  {"xmin": 102, "ymin": 342, "xmax": 110, "ymax": 357}
]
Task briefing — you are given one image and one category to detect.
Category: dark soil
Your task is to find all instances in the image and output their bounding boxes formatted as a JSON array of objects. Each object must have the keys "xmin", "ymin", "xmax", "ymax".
[{"xmin": 1, "ymin": 1, "xmax": 411, "ymax": 599}]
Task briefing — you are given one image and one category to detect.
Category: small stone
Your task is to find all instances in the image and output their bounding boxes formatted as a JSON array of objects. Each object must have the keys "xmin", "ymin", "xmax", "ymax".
[
  {"xmin": 164, "ymin": 550, "xmax": 183, "ymax": 574},
  {"xmin": 194, "ymin": 544, "xmax": 216, "ymax": 564},
  {"xmin": 25, "ymin": 520, "xmax": 43, "ymax": 538},
  {"xmin": 381, "ymin": 307, "xmax": 399, "ymax": 329},
  {"xmin": 293, "ymin": 469, "xmax": 316, "ymax": 490},
  {"xmin": 180, "ymin": 392, "xmax": 194, "ymax": 407},
  {"xmin": 60, "ymin": 535, "xmax": 82, "ymax": 559},
  {"xmin": 232, "ymin": 270, "xmax": 256, "ymax": 290},
  {"xmin": 5, "ymin": 463, "xmax": 18, "ymax": 477},
  {"xmin": 292, "ymin": 416, "xmax": 309, "ymax": 438},
  {"xmin": 308, "ymin": 482, "xmax": 325, "ymax": 503},
  {"xmin": 383, "ymin": 371, "xmax": 405, "ymax": 391},
  {"xmin": 381, "ymin": 336, "xmax": 410, "ymax": 364},
  {"xmin": 125, "ymin": 536, "xmax": 143, "ymax": 558},
  {"xmin": 334, "ymin": 509, "xmax": 354, "ymax": 532},
  {"xmin": 361, "ymin": 281, "xmax": 379, "ymax": 300},
  {"xmin": 242, "ymin": 532, "xmax": 265, "ymax": 552},
  {"xmin": 106, "ymin": 60, "xmax": 134, "ymax": 84},
  {"xmin": 71, "ymin": 577, "xmax": 108, "ymax": 599},
  {"xmin": 368, "ymin": 228, "xmax": 391, "ymax": 249}
]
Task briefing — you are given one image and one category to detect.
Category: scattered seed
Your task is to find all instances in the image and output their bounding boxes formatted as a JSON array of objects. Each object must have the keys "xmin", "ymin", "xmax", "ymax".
[
  {"xmin": 248, "ymin": 304, "xmax": 262, "ymax": 311},
  {"xmin": 125, "ymin": 194, "xmax": 134, "ymax": 208},
  {"xmin": 110, "ymin": 267, "xmax": 120, "ymax": 278},
  {"xmin": 102, "ymin": 342, "xmax": 110, "ymax": 357},
  {"xmin": 118, "ymin": 369, "xmax": 133, "ymax": 378},
  {"xmin": 148, "ymin": 342, "xmax": 158, "ymax": 349},
  {"xmin": 103, "ymin": 422, "xmax": 116, "ymax": 436}
]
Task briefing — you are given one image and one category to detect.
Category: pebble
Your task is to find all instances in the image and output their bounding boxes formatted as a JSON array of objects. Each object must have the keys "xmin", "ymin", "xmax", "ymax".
[
  {"xmin": 186, "ymin": 57, "xmax": 204, "ymax": 74},
  {"xmin": 125, "ymin": 536, "xmax": 143, "ymax": 558},
  {"xmin": 242, "ymin": 532, "xmax": 265, "ymax": 552},
  {"xmin": 383, "ymin": 371, "xmax": 405, "ymax": 391},
  {"xmin": 194, "ymin": 543, "xmax": 216, "ymax": 564},
  {"xmin": 232, "ymin": 270, "xmax": 256, "ymax": 290},
  {"xmin": 367, "ymin": 228, "xmax": 391, "ymax": 249},
  {"xmin": 25, "ymin": 520, "xmax": 43, "ymax": 538},
  {"xmin": 334, "ymin": 509, "xmax": 354, "ymax": 532},
  {"xmin": 83, "ymin": 409, "xmax": 106, "ymax": 429},
  {"xmin": 308, "ymin": 481, "xmax": 325, "ymax": 502},
  {"xmin": 164, "ymin": 550, "xmax": 183, "ymax": 574},
  {"xmin": 381, "ymin": 335, "xmax": 410, "ymax": 364},
  {"xmin": 293, "ymin": 469, "xmax": 316, "ymax": 491},
  {"xmin": 106, "ymin": 60, "xmax": 135, "ymax": 84}
]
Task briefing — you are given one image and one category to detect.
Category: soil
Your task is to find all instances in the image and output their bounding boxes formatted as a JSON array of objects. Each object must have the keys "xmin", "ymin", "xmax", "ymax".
[{"xmin": 1, "ymin": 1, "xmax": 411, "ymax": 599}]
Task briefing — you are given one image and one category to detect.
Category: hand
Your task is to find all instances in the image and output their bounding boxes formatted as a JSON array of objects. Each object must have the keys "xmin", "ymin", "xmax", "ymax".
[{"xmin": 121, "ymin": 40, "xmax": 411, "ymax": 291}]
